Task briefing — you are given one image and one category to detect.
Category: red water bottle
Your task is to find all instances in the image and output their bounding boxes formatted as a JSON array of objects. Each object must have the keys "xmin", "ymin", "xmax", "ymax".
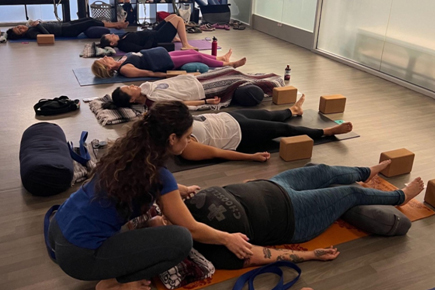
[
  {"xmin": 284, "ymin": 64, "xmax": 291, "ymax": 82},
  {"xmin": 211, "ymin": 36, "xmax": 218, "ymax": 56}
]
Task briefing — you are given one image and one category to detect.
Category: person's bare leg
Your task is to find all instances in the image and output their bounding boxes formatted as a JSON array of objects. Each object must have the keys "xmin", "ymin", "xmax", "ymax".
[
  {"xmin": 216, "ymin": 49, "xmax": 232, "ymax": 62},
  {"xmin": 223, "ymin": 57, "xmax": 246, "ymax": 68},
  {"xmin": 323, "ymin": 122, "xmax": 353, "ymax": 136},
  {"xmin": 96, "ymin": 279, "xmax": 151, "ymax": 290},
  {"xmin": 165, "ymin": 15, "xmax": 197, "ymax": 50},
  {"xmin": 243, "ymin": 245, "xmax": 339, "ymax": 267},
  {"xmin": 289, "ymin": 94, "xmax": 305, "ymax": 116},
  {"xmin": 365, "ymin": 160, "xmax": 392, "ymax": 183},
  {"xmin": 103, "ymin": 20, "xmax": 129, "ymax": 29},
  {"xmin": 401, "ymin": 177, "xmax": 424, "ymax": 205}
]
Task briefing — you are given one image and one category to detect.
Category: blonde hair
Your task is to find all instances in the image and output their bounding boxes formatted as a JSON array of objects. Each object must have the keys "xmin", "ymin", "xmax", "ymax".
[{"xmin": 92, "ymin": 61, "xmax": 115, "ymax": 78}]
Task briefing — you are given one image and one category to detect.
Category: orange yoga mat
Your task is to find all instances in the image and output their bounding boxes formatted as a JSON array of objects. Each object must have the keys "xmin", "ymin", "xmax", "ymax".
[{"xmin": 154, "ymin": 176, "xmax": 435, "ymax": 290}]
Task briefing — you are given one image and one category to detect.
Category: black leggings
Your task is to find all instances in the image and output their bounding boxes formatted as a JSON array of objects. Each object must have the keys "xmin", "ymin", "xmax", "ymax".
[
  {"xmin": 228, "ymin": 109, "xmax": 324, "ymax": 150},
  {"xmin": 61, "ymin": 18, "xmax": 104, "ymax": 37},
  {"xmin": 48, "ymin": 218, "xmax": 192, "ymax": 283}
]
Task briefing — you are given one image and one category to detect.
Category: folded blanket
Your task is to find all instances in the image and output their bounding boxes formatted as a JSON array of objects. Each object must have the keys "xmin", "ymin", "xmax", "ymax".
[
  {"xmin": 80, "ymin": 42, "xmax": 117, "ymax": 58},
  {"xmin": 197, "ymin": 67, "xmax": 285, "ymax": 109},
  {"xmin": 89, "ymin": 94, "xmax": 146, "ymax": 126},
  {"xmin": 159, "ymin": 248, "xmax": 215, "ymax": 290}
]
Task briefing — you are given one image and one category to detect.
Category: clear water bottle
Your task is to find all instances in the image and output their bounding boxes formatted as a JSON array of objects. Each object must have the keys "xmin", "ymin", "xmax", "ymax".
[{"xmin": 284, "ymin": 64, "xmax": 291, "ymax": 82}]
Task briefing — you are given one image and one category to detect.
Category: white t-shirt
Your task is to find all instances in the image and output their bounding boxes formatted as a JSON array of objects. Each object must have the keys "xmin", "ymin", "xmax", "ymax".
[
  {"xmin": 140, "ymin": 74, "xmax": 205, "ymax": 102},
  {"xmin": 191, "ymin": 112, "xmax": 242, "ymax": 150}
]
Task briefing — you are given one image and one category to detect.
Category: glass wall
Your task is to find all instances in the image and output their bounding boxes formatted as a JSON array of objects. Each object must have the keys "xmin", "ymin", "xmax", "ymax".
[
  {"xmin": 254, "ymin": 0, "xmax": 317, "ymax": 32},
  {"xmin": 0, "ymin": 2, "xmax": 78, "ymax": 23},
  {"xmin": 318, "ymin": 0, "xmax": 435, "ymax": 92}
]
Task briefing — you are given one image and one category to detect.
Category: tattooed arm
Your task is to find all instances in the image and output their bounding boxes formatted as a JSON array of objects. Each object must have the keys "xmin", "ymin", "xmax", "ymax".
[{"xmin": 243, "ymin": 245, "xmax": 340, "ymax": 267}]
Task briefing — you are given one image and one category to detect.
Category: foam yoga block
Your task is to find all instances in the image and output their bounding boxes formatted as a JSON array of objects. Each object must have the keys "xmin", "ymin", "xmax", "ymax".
[
  {"xmin": 279, "ymin": 135, "xmax": 313, "ymax": 161},
  {"xmin": 272, "ymin": 86, "xmax": 297, "ymax": 105},
  {"xmin": 379, "ymin": 148, "xmax": 415, "ymax": 177},
  {"xmin": 319, "ymin": 94, "xmax": 346, "ymax": 114},
  {"xmin": 166, "ymin": 70, "xmax": 187, "ymax": 78},
  {"xmin": 424, "ymin": 179, "xmax": 435, "ymax": 207},
  {"xmin": 37, "ymin": 34, "xmax": 55, "ymax": 44}
]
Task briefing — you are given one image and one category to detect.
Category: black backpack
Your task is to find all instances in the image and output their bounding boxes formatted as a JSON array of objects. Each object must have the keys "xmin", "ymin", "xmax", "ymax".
[{"xmin": 34, "ymin": 96, "xmax": 80, "ymax": 116}]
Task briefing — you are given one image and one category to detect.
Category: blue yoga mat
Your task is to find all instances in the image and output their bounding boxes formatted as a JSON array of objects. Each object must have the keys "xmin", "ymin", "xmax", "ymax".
[
  {"xmin": 8, "ymin": 28, "xmax": 125, "ymax": 43},
  {"xmin": 73, "ymin": 67, "xmax": 160, "ymax": 86}
]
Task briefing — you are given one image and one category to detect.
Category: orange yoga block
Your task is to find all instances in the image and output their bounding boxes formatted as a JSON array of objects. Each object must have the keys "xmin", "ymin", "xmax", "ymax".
[
  {"xmin": 279, "ymin": 135, "xmax": 313, "ymax": 162},
  {"xmin": 272, "ymin": 86, "xmax": 298, "ymax": 105},
  {"xmin": 379, "ymin": 148, "xmax": 415, "ymax": 177},
  {"xmin": 37, "ymin": 34, "xmax": 55, "ymax": 45},
  {"xmin": 319, "ymin": 94, "xmax": 346, "ymax": 114},
  {"xmin": 424, "ymin": 179, "xmax": 435, "ymax": 208}
]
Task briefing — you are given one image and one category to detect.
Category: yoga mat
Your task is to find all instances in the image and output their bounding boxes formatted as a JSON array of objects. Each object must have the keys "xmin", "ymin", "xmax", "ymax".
[
  {"xmin": 153, "ymin": 176, "xmax": 435, "ymax": 290},
  {"xmin": 165, "ymin": 109, "xmax": 360, "ymax": 173},
  {"xmin": 174, "ymin": 39, "xmax": 221, "ymax": 51},
  {"xmin": 73, "ymin": 67, "xmax": 160, "ymax": 86},
  {"xmin": 8, "ymin": 28, "xmax": 125, "ymax": 43}
]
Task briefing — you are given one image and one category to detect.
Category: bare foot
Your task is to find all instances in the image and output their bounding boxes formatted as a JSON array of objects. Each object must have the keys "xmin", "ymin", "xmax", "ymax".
[
  {"xmin": 323, "ymin": 122, "xmax": 353, "ymax": 136},
  {"xmin": 96, "ymin": 279, "xmax": 151, "ymax": 290},
  {"xmin": 217, "ymin": 49, "xmax": 232, "ymax": 62},
  {"xmin": 172, "ymin": 36, "xmax": 181, "ymax": 42},
  {"xmin": 116, "ymin": 21, "xmax": 129, "ymax": 29},
  {"xmin": 230, "ymin": 57, "xmax": 246, "ymax": 68},
  {"xmin": 401, "ymin": 177, "xmax": 424, "ymax": 205},
  {"xmin": 365, "ymin": 160, "xmax": 391, "ymax": 183},
  {"xmin": 290, "ymin": 94, "xmax": 305, "ymax": 116}
]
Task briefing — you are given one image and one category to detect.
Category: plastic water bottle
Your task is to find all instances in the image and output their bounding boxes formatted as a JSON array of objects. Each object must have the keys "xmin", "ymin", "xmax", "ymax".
[
  {"xmin": 284, "ymin": 64, "xmax": 291, "ymax": 82},
  {"xmin": 211, "ymin": 36, "xmax": 218, "ymax": 56}
]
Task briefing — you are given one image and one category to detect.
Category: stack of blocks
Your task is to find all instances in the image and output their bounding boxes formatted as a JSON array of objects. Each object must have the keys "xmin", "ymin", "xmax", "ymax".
[
  {"xmin": 319, "ymin": 94, "xmax": 346, "ymax": 114},
  {"xmin": 424, "ymin": 179, "xmax": 435, "ymax": 208},
  {"xmin": 37, "ymin": 34, "xmax": 55, "ymax": 45},
  {"xmin": 279, "ymin": 135, "xmax": 313, "ymax": 161},
  {"xmin": 272, "ymin": 86, "xmax": 297, "ymax": 105},
  {"xmin": 379, "ymin": 148, "xmax": 415, "ymax": 177}
]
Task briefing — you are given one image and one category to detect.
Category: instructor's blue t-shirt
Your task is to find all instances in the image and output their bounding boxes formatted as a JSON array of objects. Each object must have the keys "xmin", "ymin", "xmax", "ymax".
[{"xmin": 55, "ymin": 167, "xmax": 178, "ymax": 249}]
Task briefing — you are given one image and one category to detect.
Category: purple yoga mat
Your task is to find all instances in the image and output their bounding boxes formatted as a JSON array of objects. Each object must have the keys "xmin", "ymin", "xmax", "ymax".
[{"xmin": 174, "ymin": 39, "xmax": 221, "ymax": 51}]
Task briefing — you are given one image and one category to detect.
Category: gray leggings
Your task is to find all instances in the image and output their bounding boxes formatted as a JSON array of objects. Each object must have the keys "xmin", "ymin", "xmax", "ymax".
[{"xmin": 48, "ymin": 218, "xmax": 192, "ymax": 283}]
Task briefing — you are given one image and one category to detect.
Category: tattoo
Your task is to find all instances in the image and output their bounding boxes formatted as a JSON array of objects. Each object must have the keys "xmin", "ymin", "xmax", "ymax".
[
  {"xmin": 290, "ymin": 254, "xmax": 304, "ymax": 263},
  {"xmin": 276, "ymin": 253, "xmax": 305, "ymax": 263},
  {"xmin": 263, "ymin": 247, "xmax": 272, "ymax": 259},
  {"xmin": 314, "ymin": 249, "xmax": 328, "ymax": 257},
  {"xmin": 243, "ymin": 257, "xmax": 258, "ymax": 267}
]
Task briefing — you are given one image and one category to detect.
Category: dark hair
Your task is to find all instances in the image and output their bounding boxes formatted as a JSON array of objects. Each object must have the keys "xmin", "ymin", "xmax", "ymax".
[
  {"xmin": 112, "ymin": 87, "xmax": 132, "ymax": 107},
  {"xmin": 99, "ymin": 34, "xmax": 112, "ymax": 48},
  {"xmin": 95, "ymin": 101, "xmax": 193, "ymax": 215},
  {"xmin": 232, "ymin": 84, "xmax": 265, "ymax": 107},
  {"xmin": 6, "ymin": 28, "xmax": 23, "ymax": 40}
]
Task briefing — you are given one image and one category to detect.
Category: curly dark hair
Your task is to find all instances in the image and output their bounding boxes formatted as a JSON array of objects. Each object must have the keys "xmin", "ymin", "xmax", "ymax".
[{"xmin": 95, "ymin": 101, "xmax": 193, "ymax": 216}]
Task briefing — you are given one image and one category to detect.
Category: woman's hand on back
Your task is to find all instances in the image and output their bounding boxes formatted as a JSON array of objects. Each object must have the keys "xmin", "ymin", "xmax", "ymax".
[{"xmin": 224, "ymin": 232, "xmax": 253, "ymax": 260}]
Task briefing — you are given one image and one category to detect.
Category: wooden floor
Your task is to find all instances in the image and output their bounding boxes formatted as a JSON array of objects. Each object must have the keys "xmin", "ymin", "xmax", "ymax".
[{"xmin": 0, "ymin": 25, "xmax": 435, "ymax": 290}]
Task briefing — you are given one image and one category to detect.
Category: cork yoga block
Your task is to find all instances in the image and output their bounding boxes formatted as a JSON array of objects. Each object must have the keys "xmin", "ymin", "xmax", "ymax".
[
  {"xmin": 319, "ymin": 94, "xmax": 346, "ymax": 114},
  {"xmin": 424, "ymin": 179, "xmax": 435, "ymax": 208},
  {"xmin": 37, "ymin": 34, "xmax": 55, "ymax": 45},
  {"xmin": 166, "ymin": 70, "xmax": 187, "ymax": 78},
  {"xmin": 272, "ymin": 86, "xmax": 298, "ymax": 105},
  {"xmin": 379, "ymin": 148, "xmax": 415, "ymax": 177},
  {"xmin": 279, "ymin": 135, "xmax": 313, "ymax": 162}
]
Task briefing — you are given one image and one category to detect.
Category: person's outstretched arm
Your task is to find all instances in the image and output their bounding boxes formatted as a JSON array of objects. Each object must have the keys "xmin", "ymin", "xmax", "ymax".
[
  {"xmin": 119, "ymin": 64, "xmax": 167, "ymax": 78},
  {"xmin": 159, "ymin": 190, "xmax": 253, "ymax": 259},
  {"xmin": 26, "ymin": 23, "xmax": 50, "ymax": 39},
  {"xmin": 181, "ymin": 141, "xmax": 270, "ymax": 162},
  {"xmin": 243, "ymin": 245, "xmax": 340, "ymax": 267}
]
